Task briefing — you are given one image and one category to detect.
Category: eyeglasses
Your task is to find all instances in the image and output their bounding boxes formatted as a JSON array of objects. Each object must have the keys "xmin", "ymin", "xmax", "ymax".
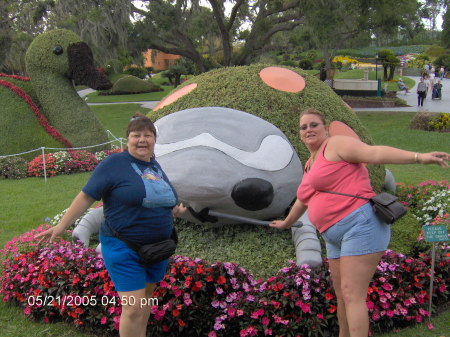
[{"xmin": 299, "ymin": 122, "xmax": 323, "ymax": 131}]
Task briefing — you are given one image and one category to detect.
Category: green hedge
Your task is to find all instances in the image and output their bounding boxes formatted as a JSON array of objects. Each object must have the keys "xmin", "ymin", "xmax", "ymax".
[{"xmin": 108, "ymin": 75, "xmax": 162, "ymax": 94}]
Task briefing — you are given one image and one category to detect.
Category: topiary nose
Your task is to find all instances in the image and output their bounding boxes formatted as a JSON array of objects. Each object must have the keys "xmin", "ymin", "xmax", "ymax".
[{"xmin": 231, "ymin": 178, "xmax": 274, "ymax": 211}]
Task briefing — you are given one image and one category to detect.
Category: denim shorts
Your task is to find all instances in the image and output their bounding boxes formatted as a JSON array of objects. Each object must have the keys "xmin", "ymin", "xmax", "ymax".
[
  {"xmin": 100, "ymin": 235, "xmax": 169, "ymax": 292},
  {"xmin": 322, "ymin": 202, "xmax": 391, "ymax": 259}
]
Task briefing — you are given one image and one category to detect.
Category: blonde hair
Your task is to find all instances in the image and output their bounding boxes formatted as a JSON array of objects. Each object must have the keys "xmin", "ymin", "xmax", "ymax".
[{"xmin": 299, "ymin": 108, "xmax": 327, "ymax": 125}]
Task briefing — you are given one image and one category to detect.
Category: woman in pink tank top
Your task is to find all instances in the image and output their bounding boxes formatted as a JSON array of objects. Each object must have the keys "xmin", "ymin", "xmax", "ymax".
[{"xmin": 270, "ymin": 108, "xmax": 449, "ymax": 337}]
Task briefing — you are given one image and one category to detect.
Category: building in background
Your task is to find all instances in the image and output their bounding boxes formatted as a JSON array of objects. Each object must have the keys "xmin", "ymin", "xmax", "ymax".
[{"xmin": 143, "ymin": 49, "xmax": 181, "ymax": 71}]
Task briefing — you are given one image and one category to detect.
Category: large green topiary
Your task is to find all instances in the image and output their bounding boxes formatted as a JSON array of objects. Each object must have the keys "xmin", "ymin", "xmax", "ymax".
[
  {"xmin": 150, "ymin": 64, "xmax": 385, "ymax": 190},
  {"xmin": 149, "ymin": 65, "xmax": 386, "ymax": 276},
  {"xmin": 0, "ymin": 29, "xmax": 112, "ymax": 158}
]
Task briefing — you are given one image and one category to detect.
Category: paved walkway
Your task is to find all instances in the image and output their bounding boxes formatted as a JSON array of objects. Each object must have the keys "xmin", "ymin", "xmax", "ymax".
[
  {"xmin": 79, "ymin": 76, "xmax": 450, "ymax": 113},
  {"xmin": 354, "ymin": 76, "xmax": 450, "ymax": 113},
  {"xmin": 77, "ymin": 88, "xmax": 158, "ymax": 109}
]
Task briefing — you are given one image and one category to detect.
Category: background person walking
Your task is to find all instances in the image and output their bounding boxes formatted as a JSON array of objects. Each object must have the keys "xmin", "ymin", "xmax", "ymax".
[{"xmin": 417, "ymin": 77, "xmax": 427, "ymax": 107}]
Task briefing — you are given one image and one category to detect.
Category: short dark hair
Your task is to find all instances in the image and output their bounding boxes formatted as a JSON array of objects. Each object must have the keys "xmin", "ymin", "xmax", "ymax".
[{"xmin": 126, "ymin": 113, "xmax": 157, "ymax": 138}]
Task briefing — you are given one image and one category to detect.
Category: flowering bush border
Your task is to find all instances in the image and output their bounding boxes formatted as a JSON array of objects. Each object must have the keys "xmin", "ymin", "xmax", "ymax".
[
  {"xmin": 1, "ymin": 180, "xmax": 449, "ymax": 335},
  {"xmin": 1, "ymin": 229, "xmax": 448, "ymax": 336},
  {"xmin": 8, "ymin": 149, "xmax": 122, "ymax": 178}
]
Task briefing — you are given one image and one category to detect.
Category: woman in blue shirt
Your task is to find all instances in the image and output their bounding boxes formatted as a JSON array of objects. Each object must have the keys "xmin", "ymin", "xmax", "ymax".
[{"xmin": 37, "ymin": 113, "xmax": 185, "ymax": 337}]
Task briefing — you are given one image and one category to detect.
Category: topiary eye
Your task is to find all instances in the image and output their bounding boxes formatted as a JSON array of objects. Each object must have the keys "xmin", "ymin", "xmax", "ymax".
[{"xmin": 53, "ymin": 45, "xmax": 63, "ymax": 55}]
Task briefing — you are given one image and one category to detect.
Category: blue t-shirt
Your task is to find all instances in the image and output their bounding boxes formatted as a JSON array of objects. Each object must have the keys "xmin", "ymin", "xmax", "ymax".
[{"xmin": 82, "ymin": 151, "xmax": 178, "ymax": 245}]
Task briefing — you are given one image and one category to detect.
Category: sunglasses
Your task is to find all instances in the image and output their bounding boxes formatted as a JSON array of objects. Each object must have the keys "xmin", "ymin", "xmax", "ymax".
[{"xmin": 299, "ymin": 122, "xmax": 323, "ymax": 131}]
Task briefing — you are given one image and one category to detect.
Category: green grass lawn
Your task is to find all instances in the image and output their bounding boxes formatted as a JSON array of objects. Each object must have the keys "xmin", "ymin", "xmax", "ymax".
[
  {"xmin": 357, "ymin": 111, "xmax": 450, "ymax": 185},
  {"xmin": 1, "ymin": 105, "xmax": 449, "ymax": 336},
  {"xmin": 91, "ymin": 104, "xmax": 151, "ymax": 139},
  {"xmin": 335, "ymin": 69, "xmax": 416, "ymax": 92}
]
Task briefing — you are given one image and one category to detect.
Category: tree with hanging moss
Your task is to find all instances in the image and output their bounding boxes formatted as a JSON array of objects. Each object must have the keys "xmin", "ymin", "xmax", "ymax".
[{"xmin": 442, "ymin": 6, "xmax": 450, "ymax": 48}]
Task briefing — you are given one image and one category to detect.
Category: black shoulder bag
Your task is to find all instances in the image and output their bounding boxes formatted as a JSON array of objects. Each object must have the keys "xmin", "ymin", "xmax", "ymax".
[
  {"xmin": 106, "ymin": 223, "xmax": 178, "ymax": 265},
  {"xmin": 320, "ymin": 191, "xmax": 407, "ymax": 224}
]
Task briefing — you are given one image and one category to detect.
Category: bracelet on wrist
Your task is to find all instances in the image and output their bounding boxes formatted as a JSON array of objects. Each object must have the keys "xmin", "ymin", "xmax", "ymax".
[{"xmin": 414, "ymin": 152, "xmax": 419, "ymax": 163}]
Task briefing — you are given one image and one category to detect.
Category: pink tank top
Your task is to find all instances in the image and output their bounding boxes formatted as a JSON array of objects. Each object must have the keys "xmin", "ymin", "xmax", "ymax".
[{"xmin": 297, "ymin": 141, "xmax": 376, "ymax": 233}]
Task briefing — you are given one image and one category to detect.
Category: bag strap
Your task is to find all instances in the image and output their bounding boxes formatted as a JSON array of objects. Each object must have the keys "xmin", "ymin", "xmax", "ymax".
[
  {"xmin": 105, "ymin": 221, "xmax": 178, "ymax": 250},
  {"xmin": 320, "ymin": 190, "xmax": 370, "ymax": 201},
  {"xmin": 105, "ymin": 222, "xmax": 142, "ymax": 252}
]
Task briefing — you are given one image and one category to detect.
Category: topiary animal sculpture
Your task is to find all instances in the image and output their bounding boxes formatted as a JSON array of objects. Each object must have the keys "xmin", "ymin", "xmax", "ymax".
[
  {"xmin": 0, "ymin": 29, "xmax": 112, "ymax": 157},
  {"xmin": 147, "ymin": 65, "xmax": 386, "ymax": 268}
]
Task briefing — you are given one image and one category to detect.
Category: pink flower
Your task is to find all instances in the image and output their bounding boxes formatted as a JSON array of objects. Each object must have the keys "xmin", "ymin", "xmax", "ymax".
[
  {"xmin": 250, "ymin": 308, "xmax": 264, "ymax": 319},
  {"xmin": 100, "ymin": 316, "xmax": 107, "ymax": 324}
]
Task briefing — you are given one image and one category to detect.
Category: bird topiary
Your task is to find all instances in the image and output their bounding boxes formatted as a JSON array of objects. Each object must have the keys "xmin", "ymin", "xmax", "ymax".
[{"xmin": 0, "ymin": 29, "xmax": 112, "ymax": 158}]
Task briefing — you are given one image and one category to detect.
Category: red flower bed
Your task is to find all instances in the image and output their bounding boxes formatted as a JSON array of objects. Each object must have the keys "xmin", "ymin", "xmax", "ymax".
[{"xmin": 1, "ymin": 227, "xmax": 448, "ymax": 336}]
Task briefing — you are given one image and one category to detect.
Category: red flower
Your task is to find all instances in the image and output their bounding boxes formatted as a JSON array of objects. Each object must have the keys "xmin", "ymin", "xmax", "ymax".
[
  {"xmin": 328, "ymin": 304, "xmax": 337, "ymax": 313},
  {"xmin": 216, "ymin": 276, "xmax": 226, "ymax": 284},
  {"xmin": 192, "ymin": 281, "xmax": 203, "ymax": 291},
  {"xmin": 178, "ymin": 319, "xmax": 186, "ymax": 327},
  {"xmin": 325, "ymin": 292, "xmax": 334, "ymax": 300}
]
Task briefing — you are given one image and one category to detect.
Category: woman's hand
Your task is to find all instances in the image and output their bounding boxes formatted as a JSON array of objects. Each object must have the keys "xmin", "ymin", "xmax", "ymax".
[
  {"xmin": 269, "ymin": 220, "xmax": 291, "ymax": 230},
  {"xmin": 172, "ymin": 203, "xmax": 187, "ymax": 218},
  {"xmin": 418, "ymin": 152, "xmax": 449, "ymax": 167},
  {"xmin": 35, "ymin": 224, "xmax": 66, "ymax": 243}
]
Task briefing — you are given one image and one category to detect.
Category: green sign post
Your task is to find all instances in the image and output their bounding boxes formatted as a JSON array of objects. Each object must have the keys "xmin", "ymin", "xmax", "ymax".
[{"xmin": 422, "ymin": 225, "xmax": 449, "ymax": 318}]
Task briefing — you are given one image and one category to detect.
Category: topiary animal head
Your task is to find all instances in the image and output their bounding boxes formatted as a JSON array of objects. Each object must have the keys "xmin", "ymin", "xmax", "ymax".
[{"xmin": 25, "ymin": 29, "xmax": 111, "ymax": 90}]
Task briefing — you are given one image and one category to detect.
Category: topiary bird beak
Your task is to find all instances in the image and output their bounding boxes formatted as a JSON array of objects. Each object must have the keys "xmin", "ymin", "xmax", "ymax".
[{"xmin": 67, "ymin": 42, "xmax": 112, "ymax": 90}]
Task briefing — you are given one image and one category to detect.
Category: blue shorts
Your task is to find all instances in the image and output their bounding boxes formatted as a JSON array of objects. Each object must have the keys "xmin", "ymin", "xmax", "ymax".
[
  {"xmin": 322, "ymin": 202, "xmax": 391, "ymax": 259},
  {"xmin": 100, "ymin": 235, "xmax": 169, "ymax": 292}
]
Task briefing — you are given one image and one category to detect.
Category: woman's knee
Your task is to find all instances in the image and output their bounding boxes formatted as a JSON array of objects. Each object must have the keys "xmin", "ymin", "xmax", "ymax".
[{"xmin": 121, "ymin": 304, "xmax": 146, "ymax": 321}]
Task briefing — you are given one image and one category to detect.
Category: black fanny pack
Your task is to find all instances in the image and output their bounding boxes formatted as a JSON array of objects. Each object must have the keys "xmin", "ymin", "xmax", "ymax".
[
  {"xmin": 106, "ymin": 223, "xmax": 178, "ymax": 265},
  {"xmin": 320, "ymin": 191, "xmax": 407, "ymax": 224}
]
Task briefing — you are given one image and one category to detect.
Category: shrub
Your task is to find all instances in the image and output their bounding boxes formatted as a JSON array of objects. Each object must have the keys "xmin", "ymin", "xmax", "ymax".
[
  {"xmin": 148, "ymin": 256, "xmax": 259, "ymax": 336},
  {"xmin": 409, "ymin": 111, "xmax": 440, "ymax": 131},
  {"xmin": 0, "ymin": 226, "xmax": 120, "ymax": 333},
  {"xmin": 428, "ymin": 113, "xmax": 450, "ymax": 132},
  {"xmin": 27, "ymin": 150, "xmax": 99, "ymax": 177},
  {"xmin": 298, "ymin": 59, "xmax": 313, "ymax": 70},
  {"xmin": 389, "ymin": 212, "xmax": 422, "ymax": 255},
  {"xmin": 0, "ymin": 156, "xmax": 28, "ymax": 179},
  {"xmin": 279, "ymin": 60, "xmax": 297, "ymax": 67},
  {"xmin": 124, "ymin": 66, "xmax": 149, "ymax": 79},
  {"xmin": 433, "ymin": 55, "xmax": 450, "ymax": 70},
  {"xmin": 106, "ymin": 75, "xmax": 162, "ymax": 95}
]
